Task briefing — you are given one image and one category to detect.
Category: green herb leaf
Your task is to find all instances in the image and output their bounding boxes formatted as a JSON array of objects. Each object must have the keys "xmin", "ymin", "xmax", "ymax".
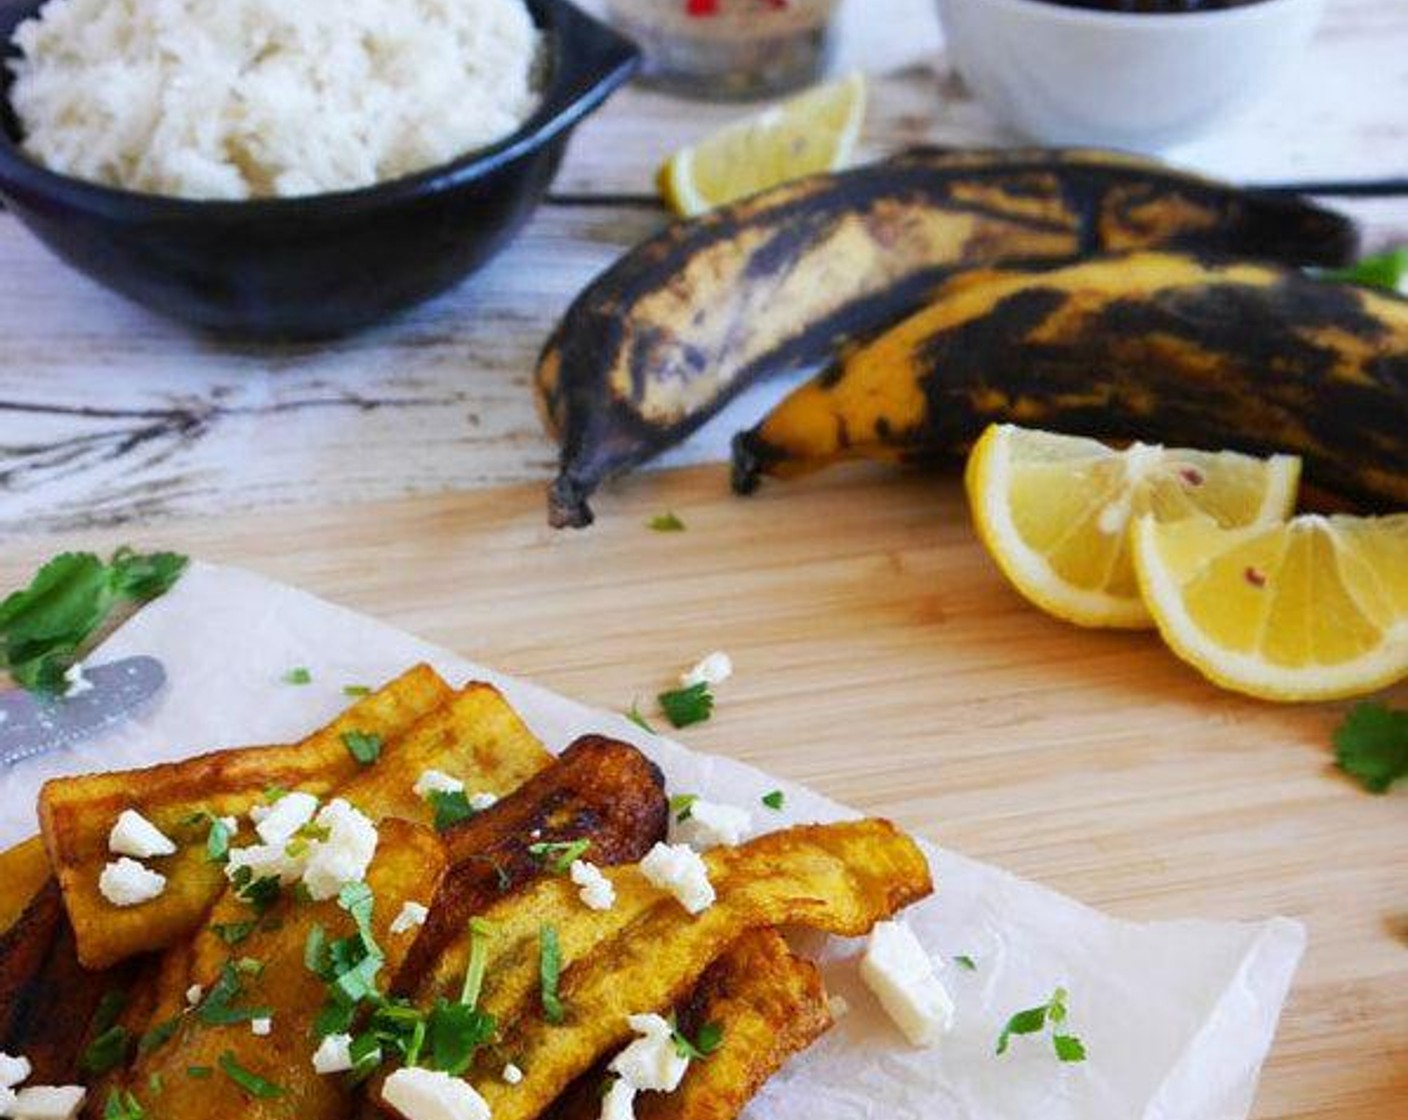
[
  {"xmin": 103, "ymin": 1089, "xmax": 145, "ymax": 1120},
  {"xmin": 625, "ymin": 701, "xmax": 657, "ymax": 735},
  {"xmin": 671, "ymin": 1020, "xmax": 724, "ymax": 1060},
  {"xmin": 995, "ymin": 1005, "xmax": 1048, "ymax": 1055},
  {"xmin": 91, "ymin": 988, "xmax": 129, "ymax": 1034},
  {"xmin": 341, "ymin": 730, "xmax": 383, "ymax": 766},
  {"xmin": 429, "ymin": 790, "xmax": 476, "ymax": 832},
  {"xmin": 761, "ymin": 790, "xmax": 784, "ymax": 811},
  {"xmin": 528, "ymin": 839, "xmax": 591, "ymax": 875},
  {"xmin": 231, "ymin": 868, "xmax": 282, "ymax": 915},
  {"xmin": 669, "ymin": 794, "xmax": 698, "ymax": 822},
  {"xmin": 1333, "ymin": 702, "xmax": 1408, "ymax": 793},
  {"xmin": 185, "ymin": 1066, "xmax": 212, "ymax": 1080},
  {"xmin": 1053, "ymin": 1033, "xmax": 1087, "ymax": 1063},
  {"xmin": 137, "ymin": 1017, "xmax": 180, "ymax": 1057},
  {"xmin": 343, "ymin": 684, "xmax": 372, "ymax": 697},
  {"xmin": 648, "ymin": 512, "xmax": 686, "ymax": 532},
  {"xmin": 539, "ymin": 923, "xmax": 564, "ymax": 1025},
  {"xmin": 657, "ymin": 682, "xmax": 714, "ymax": 729},
  {"xmin": 211, "ymin": 920, "xmax": 256, "ymax": 946},
  {"xmin": 282, "ymin": 667, "xmax": 312, "ymax": 686},
  {"xmin": 953, "ymin": 954, "xmax": 977, "ymax": 972},
  {"xmin": 426, "ymin": 1000, "xmax": 497, "ymax": 1076},
  {"xmin": 0, "ymin": 549, "xmax": 186, "ymax": 695},
  {"xmin": 197, "ymin": 962, "xmax": 272, "ymax": 1026},
  {"xmin": 205, "ymin": 817, "xmax": 232, "ymax": 863},
  {"xmin": 1322, "ymin": 248, "xmax": 1408, "ymax": 293},
  {"xmin": 218, "ymin": 1050, "xmax": 285, "ymax": 1099},
  {"xmin": 462, "ymin": 918, "xmax": 493, "ymax": 1009},
  {"xmin": 81, "ymin": 1025, "xmax": 131, "ymax": 1075}
]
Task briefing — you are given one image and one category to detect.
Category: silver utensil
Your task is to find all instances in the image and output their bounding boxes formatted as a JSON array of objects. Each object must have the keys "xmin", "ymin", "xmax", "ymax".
[{"xmin": 0, "ymin": 656, "xmax": 167, "ymax": 766}]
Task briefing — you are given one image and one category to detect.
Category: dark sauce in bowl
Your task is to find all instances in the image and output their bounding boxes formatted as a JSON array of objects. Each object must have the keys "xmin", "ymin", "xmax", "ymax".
[{"xmin": 1031, "ymin": 0, "xmax": 1271, "ymax": 11}]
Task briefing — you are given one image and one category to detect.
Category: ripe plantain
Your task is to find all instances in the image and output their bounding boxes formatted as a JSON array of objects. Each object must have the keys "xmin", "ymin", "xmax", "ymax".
[
  {"xmin": 535, "ymin": 147, "xmax": 1356, "ymax": 527},
  {"xmin": 731, "ymin": 251, "xmax": 1408, "ymax": 512}
]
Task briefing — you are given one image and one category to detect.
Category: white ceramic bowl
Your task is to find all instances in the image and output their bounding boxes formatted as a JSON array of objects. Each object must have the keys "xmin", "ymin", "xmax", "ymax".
[{"xmin": 934, "ymin": 0, "xmax": 1325, "ymax": 151}]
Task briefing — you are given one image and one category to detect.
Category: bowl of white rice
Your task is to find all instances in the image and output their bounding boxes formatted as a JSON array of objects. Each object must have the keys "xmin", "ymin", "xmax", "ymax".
[{"xmin": 0, "ymin": 0, "xmax": 639, "ymax": 336}]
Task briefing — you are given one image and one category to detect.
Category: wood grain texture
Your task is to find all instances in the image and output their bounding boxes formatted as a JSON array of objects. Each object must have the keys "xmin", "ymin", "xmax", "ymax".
[
  {"xmin": 2, "ymin": 0, "xmax": 1408, "ymax": 535},
  {"xmin": 4, "ymin": 463, "xmax": 1406, "ymax": 1118}
]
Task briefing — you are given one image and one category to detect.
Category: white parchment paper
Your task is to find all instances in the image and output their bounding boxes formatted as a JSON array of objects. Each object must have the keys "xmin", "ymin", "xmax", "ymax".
[{"xmin": 0, "ymin": 563, "xmax": 1303, "ymax": 1120}]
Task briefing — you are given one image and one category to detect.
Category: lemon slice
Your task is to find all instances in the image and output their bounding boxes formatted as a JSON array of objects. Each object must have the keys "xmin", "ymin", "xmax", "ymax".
[
  {"xmin": 965, "ymin": 424, "xmax": 1301, "ymax": 629},
  {"xmin": 1133, "ymin": 513, "xmax": 1408, "ymax": 701},
  {"xmin": 657, "ymin": 73, "xmax": 867, "ymax": 218}
]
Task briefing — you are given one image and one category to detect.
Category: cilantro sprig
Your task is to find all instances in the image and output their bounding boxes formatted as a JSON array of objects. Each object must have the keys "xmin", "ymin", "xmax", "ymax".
[
  {"xmin": 1334, "ymin": 702, "xmax": 1408, "ymax": 793},
  {"xmin": 657, "ymin": 682, "xmax": 714, "ymax": 729},
  {"xmin": 218, "ymin": 1051, "xmax": 285, "ymax": 1099},
  {"xmin": 1322, "ymin": 248, "xmax": 1408, "ymax": 293},
  {"xmin": 341, "ymin": 730, "xmax": 383, "ymax": 766},
  {"xmin": 539, "ymin": 923, "xmax": 565, "ymax": 1025},
  {"xmin": 996, "ymin": 987, "xmax": 1086, "ymax": 1063},
  {"xmin": 529, "ymin": 839, "xmax": 591, "ymax": 874},
  {"xmin": 0, "ymin": 548, "xmax": 186, "ymax": 693},
  {"xmin": 429, "ymin": 790, "xmax": 477, "ymax": 832},
  {"xmin": 671, "ymin": 1020, "xmax": 723, "ymax": 1060}
]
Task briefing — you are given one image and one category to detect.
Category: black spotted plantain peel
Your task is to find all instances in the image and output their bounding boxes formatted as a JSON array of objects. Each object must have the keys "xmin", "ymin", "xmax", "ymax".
[
  {"xmin": 732, "ymin": 251, "xmax": 1408, "ymax": 512},
  {"xmin": 536, "ymin": 147, "xmax": 1356, "ymax": 527}
]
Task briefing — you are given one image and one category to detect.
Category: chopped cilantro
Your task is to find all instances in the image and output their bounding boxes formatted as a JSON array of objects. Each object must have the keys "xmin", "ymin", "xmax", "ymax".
[
  {"xmin": 1333, "ymin": 702, "xmax": 1408, "ymax": 793},
  {"xmin": 761, "ymin": 790, "xmax": 784, "ymax": 811},
  {"xmin": 953, "ymin": 955, "xmax": 978, "ymax": 972},
  {"xmin": 305, "ymin": 924, "xmax": 328, "ymax": 974},
  {"xmin": 657, "ymin": 682, "xmax": 713, "ymax": 729},
  {"xmin": 430, "ymin": 789, "xmax": 476, "ymax": 832},
  {"xmin": 0, "ymin": 548, "xmax": 186, "ymax": 694},
  {"xmin": 343, "ymin": 684, "xmax": 372, "ymax": 697},
  {"xmin": 341, "ymin": 730, "xmax": 383, "ymax": 766},
  {"xmin": 427, "ymin": 1000, "xmax": 496, "ymax": 1076},
  {"xmin": 669, "ymin": 794, "xmax": 698, "ymax": 823},
  {"xmin": 462, "ymin": 918, "xmax": 493, "ymax": 1009},
  {"xmin": 539, "ymin": 923, "xmax": 565, "ymax": 1025},
  {"xmin": 1322, "ymin": 248, "xmax": 1408, "ymax": 293},
  {"xmin": 185, "ymin": 1066, "xmax": 212, "ymax": 1080},
  {"xmin": 91, "ymin": 988, "xmax": 128, "ymax": 1034},
  {"xmin": 103, "ymin": 1089, "xmax": 144, "ymax": 1120},
  {"xmin": 671, "ymin": 1020, "xmax": 723, "ymax": 1060},
  {"xmin": 528, "ymin": 839, "xmax": 591, "ymax": 874},
  {"xmin": 218, "ymin": 1051, "xmax": 285, "ymax": 1099},
  {"xmin": 648, "ymin": 512, "xmax": 686, "ymax": 532},
  {"xmin": 137, "ymin": 1017, "xmax": 180, "ymax": 1057},
  {"xmin": 281, "ymin": 667, "xmax": 312, "ymax": 686},
  {"xmin": 996, "ymin": 987, "xmax": 1086, "ymax": 1063},
  {"xmin": 197, "ymin": 961, "xmax": 271, "ymax": 1026},
  {"xmin": 81, "ymin": 1025, "xmax": 131, "ymax": 1075},
  {"xmin": 230, "ymin": 867, "xmax": 282, "ymax": 915},
  {"xmin": 625, "ymin": 701, "xmax": 657, "ymax": 735}
]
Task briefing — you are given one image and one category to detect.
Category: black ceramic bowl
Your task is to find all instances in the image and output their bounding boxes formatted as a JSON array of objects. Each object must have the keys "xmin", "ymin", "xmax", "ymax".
[{"xmin": 0, "ymin": 0, "xmax": 639, "ymax": 337}]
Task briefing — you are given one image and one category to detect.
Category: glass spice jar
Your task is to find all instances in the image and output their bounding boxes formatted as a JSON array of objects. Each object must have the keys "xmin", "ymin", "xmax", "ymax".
[{"xmin": 604, "ymin": 0, "xmax": 842, "ymax": 100}]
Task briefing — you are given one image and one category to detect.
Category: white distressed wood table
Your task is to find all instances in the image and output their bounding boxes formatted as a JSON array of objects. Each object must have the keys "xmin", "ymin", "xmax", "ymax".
[{"xmin": 2, "ymin": 0, "xmax": 1407, "ymax": 535}]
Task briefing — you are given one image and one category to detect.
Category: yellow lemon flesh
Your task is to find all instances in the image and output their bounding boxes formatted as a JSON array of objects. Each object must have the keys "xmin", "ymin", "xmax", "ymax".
[
  {"xmin": 1134, "ymin": 512, "xmax": 1408, "ymax": 701},
  {"xmin": 965, "ymin": 423, "xmax": 1301, "ymax": 630},
  {"xmin": 657, "ymin": 73, "xmax": 866, "ymax": 218}
]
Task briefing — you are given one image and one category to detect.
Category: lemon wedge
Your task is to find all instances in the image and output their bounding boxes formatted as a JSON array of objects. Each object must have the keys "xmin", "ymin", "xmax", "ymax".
[
  {"xmin": 657, "ymin": 73, "xmax": 867, "ymax": 218},
  {"xmin": 1133, "ymin": 512, "xmax": 1408, "ymax": 701},
  {"xmin": 965, "ymin": 424, "xmax": 1301, "ymax": 629}
]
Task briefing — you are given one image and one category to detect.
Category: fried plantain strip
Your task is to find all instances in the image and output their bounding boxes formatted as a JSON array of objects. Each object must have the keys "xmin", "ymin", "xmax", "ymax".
[
  {"xmin": 0, "ymin": 837, "xmax": 51, "ymax": 936},
  {"xmin": 387, "ymin": 819, "xmax": 930, "ymax": 1120},
  {"xmin": 548, "ymin": 928, "xmax": 834, "ymax": 1120},
  {"xmin": 400, "ymin": 735, "xmax": 667, "ymax": 991},
  {"xmin": 41, "ymin": 664, "xmax": 452, "ymax": 969},
  {"xmin": 130, "ymin": 819, "xmax": 447, "ymax": 1120}
]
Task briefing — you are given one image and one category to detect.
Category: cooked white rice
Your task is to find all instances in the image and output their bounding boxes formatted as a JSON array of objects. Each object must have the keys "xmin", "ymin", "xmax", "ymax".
[{"xmin": 7, "ymin": 0, "xmax": 543, "ymax": 200}]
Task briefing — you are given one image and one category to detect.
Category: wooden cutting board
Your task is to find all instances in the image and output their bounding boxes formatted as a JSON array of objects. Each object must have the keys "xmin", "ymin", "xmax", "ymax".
[{"xmin": 7, "ymin": 462, "xmax": 1407, "ymax": 1118}]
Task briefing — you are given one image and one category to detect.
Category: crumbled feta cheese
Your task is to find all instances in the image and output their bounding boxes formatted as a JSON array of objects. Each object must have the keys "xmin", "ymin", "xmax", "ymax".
[
  {"xmin": 224, "ymin": 842, "xmax": 306, "ymax": 887},
  {"xmin": 468, "ymin": 792, "xmax": 498, "ymax": 812},
  {"xmin": 382, "ymin": 1067, "xmax": 491, "ymax": 1120},
  {"xmin": 217, "ymin": 816, "xmax": 240, "ymax": 836},
  {"xmin": 569, "ymin": 860, "xmax": 615, "ymax": 911},
  {"xmin": 254, "ymin": 791, "xmax": 319, "ymax": 846},
  {"xmin": 672, "ymin": 799, "xmax": 750, "ymax": 851},
  {"xmin": 185, "ymin": 985, "xmax": 203, "ymax": 1007},
  {"xmin": 9, "ymin": 1086, "xmax": 85, "ymax": 1120},
  {"xmin": 413, "ymin": 770, "xmax": 464, "ymax": 799},
  {"xmin": 501, "ymin": 1063, "xmax": 522, "ymax": 1085},
  {"xmin": 108, "ymin": 809, "xmax": 177, "ymax": 859},
  {"xmin": 250, "ymin": 1017, "xmax": 272, "ymax": 1036},
  {"xmin": 301, "ymin": 799, "xmax": 379, "ymax": 901},
  {"xmin": 859, "ymin": 921, "xmax": 955, "ymax": 1047},
  {"xmin": 598, "ymin": 1077, "xmax": 635, "ymax": 1120},
  {"xmin": 611, "ymin": 1014, "xmax": 689, "ymax": 1093},
  {"xmin": 311, "ymin": 1033, "xmax": 354, "ymax": 1075},
  {"xmin": 680, "ymin": 651, "xmax": 732, "ymax": 689},
  {"xmin": 62, "ymin": 664, "xmax": 93, "ymax": 697},
  {"xmin": 0, "ymin": 1085, "xmax": 15, "ymax": 1117},
  {"xmin": 639, "ymin": 843, "xmax": 715, "ymax": 915},
  {"xmin": 390, "ymin": 901, "xmax": 429, "ymax": 935},
  {"xmin": 0, "ymin": 1053, "xmax": 31, "ymax": 1089},
  {"xmin": 98, "ymin": 858, "xmax": 166, "ymax": 907}
]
